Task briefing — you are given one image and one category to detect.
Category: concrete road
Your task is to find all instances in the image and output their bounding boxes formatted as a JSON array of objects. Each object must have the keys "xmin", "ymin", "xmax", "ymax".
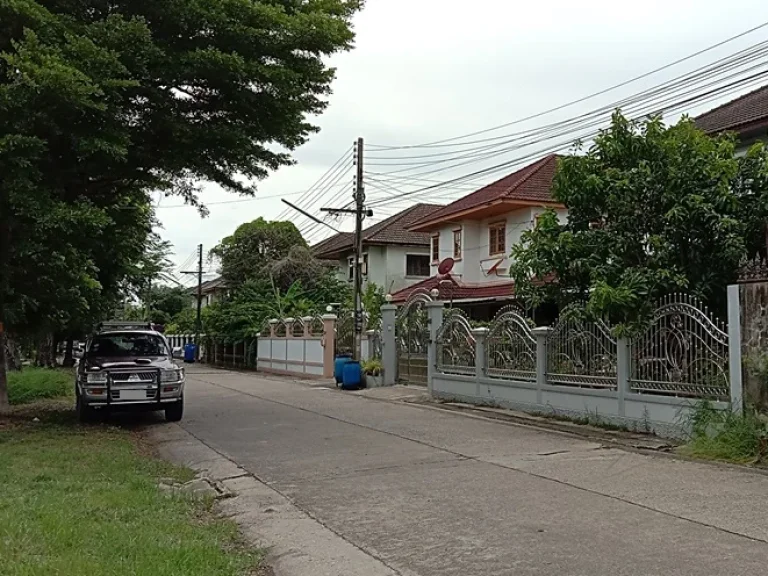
[{"xmin": 174, "ymin": 367, "xmax": 768, "ymax": 576}]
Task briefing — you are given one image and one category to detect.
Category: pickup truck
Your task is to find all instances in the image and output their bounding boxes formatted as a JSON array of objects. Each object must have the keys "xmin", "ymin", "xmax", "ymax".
[{"xmin": 75, "ymin": 323, "xmax": 185, "ymax": 422}]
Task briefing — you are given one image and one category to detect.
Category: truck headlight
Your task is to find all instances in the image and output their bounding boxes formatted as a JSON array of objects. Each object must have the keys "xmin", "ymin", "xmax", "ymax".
[
  {"xmin": 86, "ymin": 372, "xmax": 108, "ymax": 384},
  {"xmin": 161, "ymin": 369, "xmax": 183, "ymax": 383}
]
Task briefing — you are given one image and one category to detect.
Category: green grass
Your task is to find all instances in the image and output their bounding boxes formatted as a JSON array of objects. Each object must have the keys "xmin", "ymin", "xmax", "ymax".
[
  {"xmin": 679, "ymin": 401, "xmax": 768, "ymax": 464},
  {"xmin": 8, "ymin": 368, "xmax": 73, "ymax": 405},
  {"xmin": 0, "ymin": 412, "xmax": 260, "ymax": 575}
]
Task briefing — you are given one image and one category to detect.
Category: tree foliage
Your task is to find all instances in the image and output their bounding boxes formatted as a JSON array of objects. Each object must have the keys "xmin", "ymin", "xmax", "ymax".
[
  {"xmin": 212, "ymin": 219, "xmax": 308, "ymax": 289},
  {"xmin": 204, "ymin": 273, "xmax": 350, "ymax": 342},
  {"xmin": 510, "ymin": 112, "xmax": 768, "ymax": 330},
  {"xmin": 0, "ymin": 0, "xmax": 362, "ymax": 410}
]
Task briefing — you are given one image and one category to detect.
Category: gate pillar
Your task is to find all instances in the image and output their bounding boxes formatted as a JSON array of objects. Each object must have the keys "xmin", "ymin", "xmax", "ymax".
[
  {"xmin": 426, "ymin": 301, "xmax": 444, "ymax": 395},
  {"xmin": 382, "ymin": 305, "xmax": 397, "ymax": 386}
]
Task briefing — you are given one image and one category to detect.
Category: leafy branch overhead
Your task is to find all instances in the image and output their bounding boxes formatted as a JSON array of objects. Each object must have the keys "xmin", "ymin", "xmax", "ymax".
[
  {"xmin": 510, "ymin": 112, "xmax": 768, "ymax": 330},
  {"xmin": 0, "ymin": 0, "xmax": 363, "ymax": 409}
]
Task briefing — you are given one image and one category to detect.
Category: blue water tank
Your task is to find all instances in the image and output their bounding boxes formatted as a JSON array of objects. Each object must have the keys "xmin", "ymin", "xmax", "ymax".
[
  {"xmin": 342, "ymin": 361, "xmax": 363, "ymax": 390},
  {"xmin": 183, "ymin": 343, "xmax": 197, "ymax": 363},
  {"xmin": 334, "ymin": 354, "xmax": 352, "ymax": 384}
]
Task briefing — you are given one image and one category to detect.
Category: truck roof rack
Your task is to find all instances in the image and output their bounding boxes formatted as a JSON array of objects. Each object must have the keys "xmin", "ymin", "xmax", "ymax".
[{"xmin": 97, "ymin": 321, "xmax": 153, "ymax": 333}]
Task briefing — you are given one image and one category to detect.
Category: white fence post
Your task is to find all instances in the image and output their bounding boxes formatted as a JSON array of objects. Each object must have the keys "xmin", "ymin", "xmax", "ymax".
[
  {"xmin": 532, "ymin": 327, "xmax": 551, "ymax": 405},
  {"xmin": 616, "ymin": 337, "xmax": 630, "ymax": 417},
  {"xmin": 381, "ymin": 305, "xmax": 398, "ymax": 386},
  {"xmin": 426, "ymin": 301, "xmax": 444, "ymax": 395},
  {"xmin": 473, "ymin": 327, "xmax": 489, "ymax": 398},
  {"xmin": 727, "ymin": 284, "xmax": 744, "ymax": 414}
]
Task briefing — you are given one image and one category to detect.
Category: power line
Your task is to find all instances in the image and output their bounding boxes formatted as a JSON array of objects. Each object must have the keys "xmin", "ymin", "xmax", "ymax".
[
  {"xmin": 364, "ymin": 39, "xmax": 768, "ymax": 181},
  {"xmin": 368, "ymin": 19, "xmax": 768, "ymax": 151},
  {"xmin": 275, "ymin": 146, "xmax": 354, "ymax": 221},
  {"xmin": 366, "ymin": 70, "xmax": 768, "ymax": 209}
]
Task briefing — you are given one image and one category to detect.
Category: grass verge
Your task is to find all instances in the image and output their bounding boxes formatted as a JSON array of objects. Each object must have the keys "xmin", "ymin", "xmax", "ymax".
[
  {"xmin": 679, "ymin": 401, "xmax": 768, "ymax": 465},
  {"xmin": 8, "ymin": 367, "xmax": 73, "ymax": 405},
  {"xmin": 1, "ymin": 409, "xmax": 260, "ymax": 575}
]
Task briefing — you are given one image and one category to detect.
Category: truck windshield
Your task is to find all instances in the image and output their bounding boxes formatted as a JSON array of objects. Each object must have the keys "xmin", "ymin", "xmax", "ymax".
[{"xmin": 88, "ymin": 333, "xmax": 168, "ymax": 358}]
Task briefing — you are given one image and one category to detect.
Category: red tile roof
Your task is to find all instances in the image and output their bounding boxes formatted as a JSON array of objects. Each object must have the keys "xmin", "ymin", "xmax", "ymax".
[
  {"xmin": 412, "ymin": 155, "xmax": 562, "ymax": 231},
  {"xmin": 389, "ymin": 275, "xmax": 516, "ymax": 304},
  {"xmin": 695, "ymin": 84, "xmax": 768, "ymax": 136},
  {"xmin": 312, "ymin": 203, "xmax": 443, "ymax": 259}
]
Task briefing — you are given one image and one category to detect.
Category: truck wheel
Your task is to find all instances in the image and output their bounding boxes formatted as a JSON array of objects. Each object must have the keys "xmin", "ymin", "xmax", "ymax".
[
  {"xmin": 76, "ymin": 394, "xmax": 94, "ymax": 424},
  {"xmin": 165, "ymin": 397, "xmax": 184, "ymax": 422}
]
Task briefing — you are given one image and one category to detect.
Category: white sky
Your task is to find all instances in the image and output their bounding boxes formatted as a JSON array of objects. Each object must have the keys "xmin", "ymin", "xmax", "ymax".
[{"xmin": 160, "ymin": 0, "xmax": 768, "ymax": 283}]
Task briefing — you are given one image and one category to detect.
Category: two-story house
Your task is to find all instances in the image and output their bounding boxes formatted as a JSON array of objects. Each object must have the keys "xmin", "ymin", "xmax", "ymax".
[
  {"xmin": 390, "ymin": 154, "xmax": 567, "ymax": 316},
  {"xmin": 695, "ymin": 84, "xmax": 768, "ymax": 153},
  {"xmin": 189, "ymin": 277, "xmax": 227, "ymax": 308},
  {"xmin": 311, "ymin": 203, "xmax": 444, "ymax": 294}
]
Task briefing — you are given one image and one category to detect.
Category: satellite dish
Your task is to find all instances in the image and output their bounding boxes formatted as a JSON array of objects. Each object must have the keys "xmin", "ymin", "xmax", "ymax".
[{"xmin": 437, "ymin": 258, "xmax": 455, "ymax": 275}]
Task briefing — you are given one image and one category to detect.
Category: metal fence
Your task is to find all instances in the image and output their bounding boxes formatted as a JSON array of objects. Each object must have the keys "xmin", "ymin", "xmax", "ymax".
[
  {"xmin": 630, "ymin": 294, "xmax": 730, "ymax": 400},
  {"xmin": 546, "ymin": 304, "xmax": 618, "ymax": 389},
  {"xmin": 436, "ymin": 309, "xmax": 476, "ymax": 376},
  {"xmin": 486, "ymin": 305, "xmax": 537, "ymax": 382}
]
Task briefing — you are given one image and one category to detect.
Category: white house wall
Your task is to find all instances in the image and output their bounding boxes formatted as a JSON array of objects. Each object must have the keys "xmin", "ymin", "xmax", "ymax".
[
  {"xmin": 430, "ymin": 207, "xmax": 569, "ymax": 284},
  {"xmin": 326, "ymin": 245, "xmax": 432, "ymax": 294}
]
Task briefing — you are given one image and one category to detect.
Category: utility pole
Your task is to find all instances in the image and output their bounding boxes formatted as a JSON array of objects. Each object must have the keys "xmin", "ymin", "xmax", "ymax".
[
  {"xmin": 181, "ymin": 243, "xmax": 204, "ymax": 361},
  {"xmin": 318, "ymin": 138, "xmax": 369, "ymax": 362},
  {"xmin": 145, "ymin": 278, "xmax": 152, "ymax": 322},
  {"xmin": 352, "ymin": 137, "xmax": 365, "ymax": 362}
]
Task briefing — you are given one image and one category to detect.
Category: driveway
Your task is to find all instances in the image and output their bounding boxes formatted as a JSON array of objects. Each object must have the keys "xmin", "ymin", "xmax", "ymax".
[{"xmin": 167, "ymin": 366, "xmax": 768, "ymax": 575}]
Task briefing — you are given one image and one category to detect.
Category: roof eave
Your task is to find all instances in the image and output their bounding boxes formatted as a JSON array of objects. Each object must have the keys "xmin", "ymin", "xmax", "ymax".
[{"xmin": 410, "ymin": 199, "xmax": 565, "ymax": 232}]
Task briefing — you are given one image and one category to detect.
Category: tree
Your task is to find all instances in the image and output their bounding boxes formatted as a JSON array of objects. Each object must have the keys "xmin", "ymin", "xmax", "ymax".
[
  {"xmin": 213, "ymin": 219, "xmax": 308, "ymax": 289},
  {"xmin": 0, "ymin": 0, "xmax": 362, "ymax": 411},
  {"xmin": 510, "ymin": 112, "xmax": 768, "ymax": 331}
]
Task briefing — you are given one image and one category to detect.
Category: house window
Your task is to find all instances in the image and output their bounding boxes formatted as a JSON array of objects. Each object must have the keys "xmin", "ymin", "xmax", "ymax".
[
  {"xmin": 406, "ymin": 255, "xmax": 431, "ymax": 277},
  {"xmin": 453, "ymin": 229, "xmax": 462, "ymax": 260},
  {"xmin": 431, "ymin": 235, "xmax": 440, "ymax": 262},
  {"xmin": 347, "ymin": 254, "xmax": 369, "ymax": 281},
  {"xmin": 489, "ymin": 222, "xmax": 506, "ymax": 255}
]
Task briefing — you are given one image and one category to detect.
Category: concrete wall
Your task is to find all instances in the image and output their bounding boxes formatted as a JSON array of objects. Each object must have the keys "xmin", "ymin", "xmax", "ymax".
[
  {"xmin": 432, "ymin": 373, "xmax": 722, "ymax": 439},
  {"xmin": 257, "ymin": 338, "xmax": 325, "ymax": 377}
]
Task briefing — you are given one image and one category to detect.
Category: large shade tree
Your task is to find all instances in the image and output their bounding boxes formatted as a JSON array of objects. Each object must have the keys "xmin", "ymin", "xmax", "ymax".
[
  {"xmin": 212, "ymin": 219, "xmax": 308, "ymax": 289},
  {"xmin": 510, "ymin": 112, "xmax": 768, "ymax": 332},
  {"xmin": 0, "ymin": 0, "xmax": 362, "ymax": 411}
]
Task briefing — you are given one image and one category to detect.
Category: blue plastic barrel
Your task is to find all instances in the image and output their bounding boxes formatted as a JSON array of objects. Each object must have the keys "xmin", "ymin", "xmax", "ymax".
[
  {"xmin": 334, "ymin": 354, "xmax": 352, "ymax": 384},
  {"xmin": 183, "ymin": 343, "xmax": 197, "ymax": 363},
  {"xmin": 342, "ymin": 361, "xmax": 363, "ymax": 390}
]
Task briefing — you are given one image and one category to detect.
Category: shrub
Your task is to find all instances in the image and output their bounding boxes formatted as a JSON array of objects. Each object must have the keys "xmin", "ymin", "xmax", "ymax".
[
  {"xmin": 682, "ymin": 400, "xmax": 768, "ymax": 464},
  {"xmin": 362, "ymin": 358, "xmax": 383, "ymax": 376}
]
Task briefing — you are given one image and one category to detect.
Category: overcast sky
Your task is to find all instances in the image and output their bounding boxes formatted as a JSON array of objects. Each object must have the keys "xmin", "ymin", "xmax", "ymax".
[{"xmin": 161, "ymin": 0, "xmax": 768, "ymax": 282}]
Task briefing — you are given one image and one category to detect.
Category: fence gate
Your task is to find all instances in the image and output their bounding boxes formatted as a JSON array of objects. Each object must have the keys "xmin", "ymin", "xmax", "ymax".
[
  {"xmin": 335, "ymin": 310, "xmax": 354, "ymax": 356},
  {"xmin": 396, "ymin": 289, "xmax": 434, "ymax": 385}
]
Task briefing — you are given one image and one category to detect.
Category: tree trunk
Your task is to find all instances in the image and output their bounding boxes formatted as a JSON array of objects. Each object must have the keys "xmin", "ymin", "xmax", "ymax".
[
  {"xmin": 35, "ymin": 333, "xmax": 55, "ymax": 368},
  {"xmin": 0, "ymin": 212, "xmax": 10, "ymax": 413},
  {"xmin": 4, "ymin": 334, "xmax": 21, "ymax": 371},
  {"xmin": 63, "ymin": 337, "xmax": 74, "ymax": 367}
]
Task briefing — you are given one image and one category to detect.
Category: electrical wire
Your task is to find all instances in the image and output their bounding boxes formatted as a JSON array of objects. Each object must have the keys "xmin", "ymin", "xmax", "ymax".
[
  {"xmin": 368, "ymin": 19, "xmax": 768, "ymax": 151},
  {"xmin": 366, "ymin": 69, "xmax": 768, "ymax": 208},
  {"xmin": 365, "ymin": 40, "xmax": 768, "ymax": 180},
  {"xmin": 274, "ymin": 145, "xmax": 354, "ymax": 221}
]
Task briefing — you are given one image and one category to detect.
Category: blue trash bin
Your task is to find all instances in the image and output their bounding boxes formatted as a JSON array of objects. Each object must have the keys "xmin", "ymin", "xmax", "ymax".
[
  {"xmin": 334, "ymin": 354, "xmax": 352, "ymax": 384},
  {"xmin": 341, "ymin": 361, "xmax": 363, "ymax": 390},
  {"xmin": 183, "ymin": 343, "xmax": 197, "ymax": 363}
]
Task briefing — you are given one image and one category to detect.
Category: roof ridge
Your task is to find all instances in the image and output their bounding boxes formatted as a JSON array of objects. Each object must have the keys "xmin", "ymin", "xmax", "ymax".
[
  {"xmin": 694, "ymin": 84, "xmax": 768, "ymax": 122},
  {"xmin": 500, "ymin": 154, "xmax": 558, "ymax": 200},
  {"xmin": 363, "ymin": 203, "xmax": 440, "ymax": 240}
]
